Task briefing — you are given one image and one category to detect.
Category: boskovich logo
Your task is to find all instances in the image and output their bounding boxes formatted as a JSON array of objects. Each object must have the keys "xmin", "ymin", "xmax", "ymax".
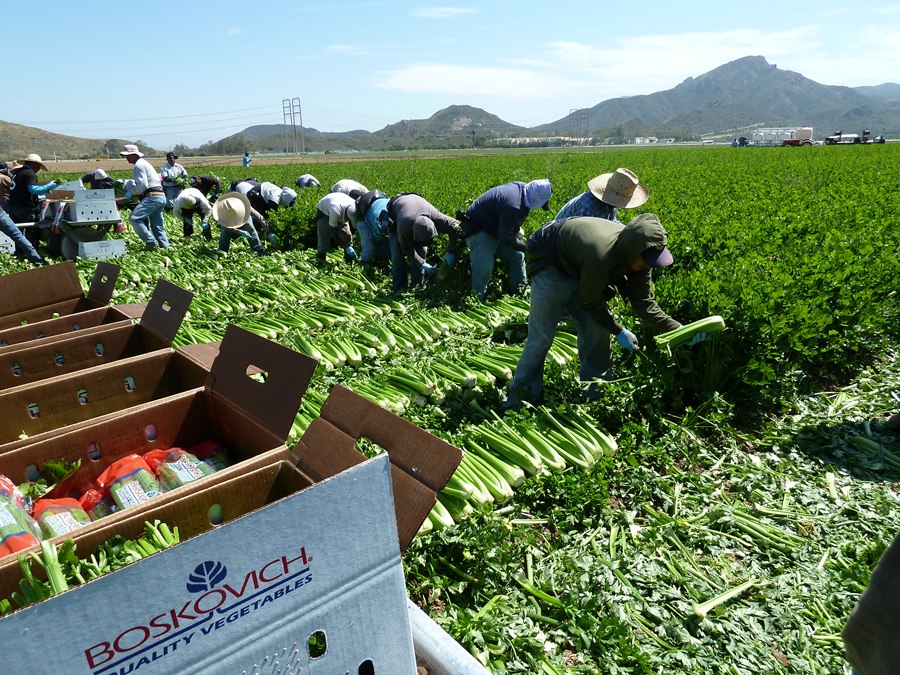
[{"xmin": 83, "ymin": 546, "xmax": 313, "ymax": 674}]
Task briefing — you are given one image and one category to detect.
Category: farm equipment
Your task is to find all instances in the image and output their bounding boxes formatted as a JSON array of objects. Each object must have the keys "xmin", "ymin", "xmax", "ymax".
[
  {"xmin": 781, "ymin": 127, "xmax": 814, "ymax": 147},
  {"xmin": 824, "ymin": 129, "xmax": 886, "ymax": 145},
  {"xmin": 39, "ymin": 187, "xmax": 125, "ymax": 260}
]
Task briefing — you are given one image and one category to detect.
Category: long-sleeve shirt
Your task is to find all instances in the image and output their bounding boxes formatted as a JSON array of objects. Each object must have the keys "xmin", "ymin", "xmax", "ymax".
[
  {"xmin": 159, "ymin": 161, "xmax": 187, "ymax": 187},
  {"xmin": 464, "ymin": 181, "xmax": 530, "ymax": 251},
  {"xmin": 527, "ymin": 215, "xmax": 679, "ymax": 335},
  {"xmin": 316, "ymin": 192, "xmax": 356, "ymax": 228},
  {"xmin": 172, "ymin": 188, "xmax": 212, "ymax": 219},
  {"xmin": 392, "ymin": 194, "xmax": 462, "ymax": 265},
  {"xmin": 330, "ymin": 179, "xmax": 367, "ymax": 196},
  {"xmin": 126, "ymin": 158, "xmax": 162, "ymax": 196},
  {"xmin": 554, "ymin": 191, "xmax": 617, "ymax": 222}
]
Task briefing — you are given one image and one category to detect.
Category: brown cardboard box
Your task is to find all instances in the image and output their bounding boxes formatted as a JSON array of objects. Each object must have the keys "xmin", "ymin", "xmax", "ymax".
[
  {"xmin": 0, "ymin": 305, "xmax": 140, "ymax": 353},
  {"xmin": 0, "ymin": 347, "xmax": 210, "ymax": 452},
  {"xmin": 0, "ymin": 260, "xmax": 119, "ymax": 329},
  {"xmin": 0, "ymin": 325, "xmax": 463, "ymax": 674},
  {"xmin": 0, "ymin": 278, "xmax": 192, "ymax": 391}
]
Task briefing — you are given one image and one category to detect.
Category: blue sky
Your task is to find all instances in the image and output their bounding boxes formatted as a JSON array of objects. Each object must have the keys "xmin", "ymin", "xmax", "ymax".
[{"xmin": 5, "ymin": 1, "xmax": 899, "ymax": 149}]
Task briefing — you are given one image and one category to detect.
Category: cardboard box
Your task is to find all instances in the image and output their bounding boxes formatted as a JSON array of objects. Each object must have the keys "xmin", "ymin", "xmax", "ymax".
[
  {"xmin": 0, "ymin": 278, "xmax": 191, "ymax": 391},
  {"xmin": 0, "ymin": 304, "xmax": 142, "ymax": 353},
  {"xmin": 78, "ymin": 238, "xmax": 127, "ymax": 260},
  {"xmin": 0, "ymin": 324, "xmax": 462, "ymax": 674},
  {"xmin": 0, "ymin": 457, "xmax": 422, "ymax": 673},
  {"xmin": 0, "ymin": 260, "xmax": 119, "ymax": 330},
  {"xmin": 0, "ymin": 347, "xmax": 210, "ymax": 452}
]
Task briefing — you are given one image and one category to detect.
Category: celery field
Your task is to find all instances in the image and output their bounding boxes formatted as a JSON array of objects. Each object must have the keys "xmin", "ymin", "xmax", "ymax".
[{"xmin": 3, "ymin": 144, "xmax": 900, "ymax": 673}]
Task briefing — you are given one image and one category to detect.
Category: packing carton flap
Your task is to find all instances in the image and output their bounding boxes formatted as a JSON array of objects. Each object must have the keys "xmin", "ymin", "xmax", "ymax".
[
  {"xmin": 111, "ymin": 303, "xmax": 147, "ymax": 319},
  {"xmin": 296, "ymin": 384, "xmax": 462, "ymax": 551},
  {"xmin": 318, "ymin": 384, "xmax": 461, "ymax": 492},
  {"xmin": 140, "ymin": 278, "xmax": 193, "ymax": 345},
  {"xmin": 206, "ymin": 325, "xmax": 317, "ymax": 443},
  {"xmin": 85, "ymin": 261, "xmax": 120, "ymax": 307},
  {"xmin": 0, "ymin": 261, "xmax": 83, "ymax": 318}
]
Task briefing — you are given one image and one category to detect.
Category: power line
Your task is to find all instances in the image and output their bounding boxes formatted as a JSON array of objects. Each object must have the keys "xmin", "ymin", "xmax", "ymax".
[{"xmin": 25, "ymin": 105, "xmax": 279, "ymax": 127}]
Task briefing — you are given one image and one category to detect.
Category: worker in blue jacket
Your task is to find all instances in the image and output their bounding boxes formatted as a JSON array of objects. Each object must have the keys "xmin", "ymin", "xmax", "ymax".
[{"xmin": 457, "ymin": 179, "xmax": 552, "ymax": 301}]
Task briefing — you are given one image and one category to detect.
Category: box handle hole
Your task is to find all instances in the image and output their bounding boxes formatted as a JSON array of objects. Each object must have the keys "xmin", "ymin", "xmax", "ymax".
[
  {"xmin": 77, "ymin": 387, "xmax": 89, "ymax": 405},
  {"xmin": 88, "ymin": 443, "xmax": 102, "ymax": 461},
  {"xmin": 308, "ymin": 630, "xmax": 327, "ymax": 658},
  {"xmin": 24, "ymin": 463, "xmax": 41, "ymax": 482},
  {"xmin": 27, "ymin": 402, "xmax": 40, "ymax": 418},
  {"xmin": 144, "ymin": 424, "xmax": 157, "ymax": 441},
  {"xmin": 208, "ymin": 503, "xmax": 224, "ymax": 526},
  {"xmin": 124, "ymin": 376, "xmax": 135, "ymax": 392},
  {"xmin": 11, "ymin": 362, "xmax": 22, "ymax": 376},
  {"xmin": 55, "ymin": 351, "xmax": 65, "ymax": 365}
]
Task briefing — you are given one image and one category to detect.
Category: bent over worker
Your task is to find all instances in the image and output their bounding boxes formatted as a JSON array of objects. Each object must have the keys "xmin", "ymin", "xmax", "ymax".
[
  {"xmin": 504, "ymin": 214, "xmax": 688, "ymax": 409},
  {"xmin": 459, "ymin": 178, "xmax": 552, "ymax": 301}
]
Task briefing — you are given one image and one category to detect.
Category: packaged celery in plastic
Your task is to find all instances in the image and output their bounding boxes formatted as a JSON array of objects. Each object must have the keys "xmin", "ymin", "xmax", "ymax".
[
  {"xmin": 79, "ymin": 488, "xmax": 119, "ymax": 520},
  {"xmin": 189, "ymin": 439, "xmax": 232, "ymax": 472},
  {"xmin": 0, "ymin": 474, "xmax": 42, "ymax": 557},
  {"xmin": 143, "ymin": 447, "xmax": 216, "ymax": 491},
  {"xmin": 96, "ymin": 455, "xmax": 161, "ymax": 510},
  {"xmin": 33, "ymin": 497, "xmax": 92, "ymax": 538}
]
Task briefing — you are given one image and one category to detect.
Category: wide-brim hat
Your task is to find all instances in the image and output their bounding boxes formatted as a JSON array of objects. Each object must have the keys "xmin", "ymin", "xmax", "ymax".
[
  {"xmin": 213, "ymin": 192, "xmax": 252, "ymax": 229},
  {"xmin": 119, "ymin": 144, "xmax": 144, "ymax": 158},
  {"xmin": 588, "ymin": 168, "xmax": 649, "ymax": 208},
  {"xmin": 22, "ymin": 154, "xmax": 48, "ymax": 171}
]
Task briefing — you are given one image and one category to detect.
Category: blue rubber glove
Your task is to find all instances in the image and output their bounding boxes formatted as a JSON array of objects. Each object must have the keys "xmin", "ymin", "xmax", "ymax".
[
  {"xmin": 443, "ymin": 252, "xmax": 456, "ymax": 268},
  {"xmin": 687, "ymin": 331, "xmax": 709, "ymax": 346},
  {"xmin": 344, "ymin": 245, "xmax": 358, "ymax": 261},
  {"xmin": 614, "ymin": 328, "xmax": 639, "ymax": 352},
  {"xmin": 266, "ymin": 232, "xmax": 278, "ymax": 244},
  {"xmin": 421, "ymin": 262, "xmax": 438, "ymax": 276}
]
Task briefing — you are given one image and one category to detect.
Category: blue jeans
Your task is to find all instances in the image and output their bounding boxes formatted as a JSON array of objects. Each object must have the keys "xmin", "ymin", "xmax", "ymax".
[
  {"xmin": 356, "ymin": 219, "xmax": 391, "ymax": 264},
  {"xmin": 129, "ymin": 194, "xmax": 169, "ymax": 248},
  {"xmin": 219, "ymin": 223, "xmax": 263, "ymax": 254},
  {"xmin": 504, "ymin": 266, "xmax": 612, "ymax": 408},
  {"xmin": 388, "ymin": 232, "xmax": 418, "ymax": 292},
  {"xmin": 0, "ymin": 206, "xmax": 44, "ymax": 264},
  {"xmin": 467, "ymin": 230, "xmax": 526, "ymax": 301},
  {"xmin": 163, "ymin": 185, "xmax": 181, "ymax": 210}
]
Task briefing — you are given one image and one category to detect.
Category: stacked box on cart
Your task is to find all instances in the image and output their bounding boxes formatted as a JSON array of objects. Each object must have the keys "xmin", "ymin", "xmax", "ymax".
[
  {"xmin": 0, "ymin": 260, "xmax": 120, "ymax": 330},
  {"xmin": 0, "ymin": 278, "xmax": 192, "ymax": 391},
  {"xmin": 0, "ymin": 324, "xmax": 462, "ymax": 674}
]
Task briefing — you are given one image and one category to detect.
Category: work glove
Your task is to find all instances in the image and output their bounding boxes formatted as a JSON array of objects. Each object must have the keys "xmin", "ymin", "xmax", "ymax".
[
  {"xmin": 421, "ymin": 262, "xmax": 438, "ymax": 277},
  {"xmin": 442, "ymin": 252, "xmax": 457, "ymax": 268},
  {"xmin": 687, "ymin": 331, "xmax": 709, "ymax": 346},
  {"xmin": 344, "ymin": 245, "xmax": 358, "ymax": 262},
  {"xmin": 614, "ymin": 328, "xmax": 639, "ymax": 352},
  {"xmin": 201, "ymin": 222, "xmax": 212, "ymax": 241},
  {"xmin": 266, "ymin": 232, "xmax": 278, "ymax": 244}
]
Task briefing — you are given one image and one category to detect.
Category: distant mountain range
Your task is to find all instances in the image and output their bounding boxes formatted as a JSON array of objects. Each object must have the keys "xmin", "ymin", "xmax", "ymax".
[{"xmin": 2, "ymin": 56, "xmax": 898, "ymax": 159}]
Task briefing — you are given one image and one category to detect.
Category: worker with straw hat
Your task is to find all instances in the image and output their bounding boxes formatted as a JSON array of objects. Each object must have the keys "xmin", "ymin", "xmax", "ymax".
[
  {"xmin": 212, "ymin": 191, "xmax": 264, "ymax": 255},
  {"xmin": 554, "ymin": 167, "xmax": 649, "ymax": 223}
]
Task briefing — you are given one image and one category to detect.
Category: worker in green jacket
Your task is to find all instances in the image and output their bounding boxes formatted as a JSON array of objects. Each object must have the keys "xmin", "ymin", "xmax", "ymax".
[{"xmin": 503, "ymin": 213, "xmax": 700, "ymax": 409}]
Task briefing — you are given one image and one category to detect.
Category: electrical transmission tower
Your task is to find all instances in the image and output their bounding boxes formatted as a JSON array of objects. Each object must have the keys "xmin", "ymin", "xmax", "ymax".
[
  {"xmin": 568, "ymin": 108, "xmax": 590, "ymax": 144},
  {"xmin": 282, "ymin": 98, "xmax": 304, "ymax": 155}
]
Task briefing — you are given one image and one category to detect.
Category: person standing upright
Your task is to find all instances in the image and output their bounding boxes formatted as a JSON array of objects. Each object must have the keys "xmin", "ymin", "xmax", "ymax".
[
  {"xmin": 120, "ymin": 144, "xmax": 169, "ymax": 250},
  {"xmin": 159, "ymin": 152, "xmax": 187, "ymax": 209},
  {"xmin": 242, "ymin": 151, "xmax": 252, "ymax": 168}
]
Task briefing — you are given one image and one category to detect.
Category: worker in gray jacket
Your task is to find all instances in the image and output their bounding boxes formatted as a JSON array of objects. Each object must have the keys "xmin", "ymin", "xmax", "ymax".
[
  {"xmin": 503, "ymin": 213, "xmax": 695, "ymax": 409},
  {"xmin": 389, "ymin": 193, "xmax": 463, "ymax": 292}
]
